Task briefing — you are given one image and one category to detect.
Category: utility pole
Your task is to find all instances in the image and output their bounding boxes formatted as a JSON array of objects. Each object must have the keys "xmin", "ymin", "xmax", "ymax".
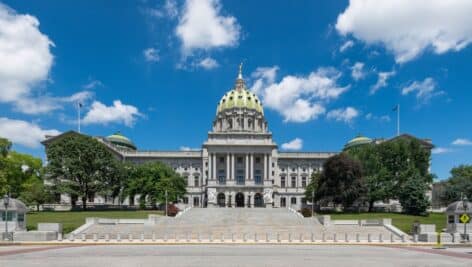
[{"xmin": 311, "ymin": 190, "xmax": 315, "ymax": 217}]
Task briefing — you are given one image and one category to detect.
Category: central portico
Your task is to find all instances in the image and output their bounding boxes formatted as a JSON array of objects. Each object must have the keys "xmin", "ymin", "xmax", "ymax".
[{"xmin": 204, "ymin": 64, "xmax": 276, "ymax": 208}]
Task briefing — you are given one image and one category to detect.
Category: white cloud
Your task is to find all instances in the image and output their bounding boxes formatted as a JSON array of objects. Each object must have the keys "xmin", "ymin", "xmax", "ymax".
[
  {"xmin": 83, "ymin": 80, "xmax": 103, "ymax": 90},
  {"xmin": 250, "ymin": 66, "xmax": 349, "ymax": 123},
  {"xmin": 176, "ymin": 0, "xmax": 240, "ymax": 54},
  {"xmin": 327, "ymin": 107, "xmax": 359, "ymax": 124},
  {"xmin": 198, "ymin": 57, "xmax": 219, "ymax": 69},
  {"xmin": 339, "ymin": 40, "xmax": 354, "ymax": 52},
  {"xmin": 145, "ymin": 0, "xmax": 178, "ymax": 19},
  {"xmin": 365, "ymin": 113, "xmax": 390, "ymax": 122},
  {"xmin": 179, "ymin": 146, "xmax": 200, "ymax": 151},
  {"xmin": 82, "ymin": 100, "xmax": 142, "ymax": 127},
  {"xmin": 336, "ymin": 0, "xmax": 472, "ymax": 63},
  {"xmin": 370, "ymin": 70, "xmax": 395, "ymax": 94},
  {"xmin": 143, "ymin": 47, "xmax": 159, "ymax": 62},
  {"xmin": 281, "ymin": 138, "xmax": 303, "ymax": 151},
  {"xmin": 0, "ymin": 3, "xmax": 54, "ymax": 111},
  {"xmin": 351, "ymin": 62, "xmax": 365, "ymax": 81},
  {"xmin": 0, "ymin": 117, "xmax": 60, "ymax": 148},
  {"xmin": 432, "ymin": 147, "xmax": 452, "ymax": 154},
  {"xmin": 401, "ymin": 77, "xmax": 444, "ymax": 104},
  {"xmin": 452, "ymin": 138, "xmax": 472, "ymax": 146}
]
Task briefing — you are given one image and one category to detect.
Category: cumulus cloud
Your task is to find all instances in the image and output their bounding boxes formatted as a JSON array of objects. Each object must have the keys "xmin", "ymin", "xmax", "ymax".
[
  {"xmin": 365, "ymin": 113, "xmax": 390, "ymax": 122},
  {"xmin": 250, "ymin": 66, "xmax": 349, "ymax": 123},
  {"xmin": 82, "ymin": 100, "xmax": 143, "ymax": 127},
  {"xmin": 281, "ymin": 138, "xmax": 303, "ymax": 151},
  {"xmin": 143, "ymin": 47, "xmax": 159, "ymax": 62},
  {"xmin": 0, "ymin": 117, "xmax": 60, "ymax": 148},
  {"xmin": 82, "ymin": 80, "xmax": 103, "ymax": 90},
  {"xmin": 351, "ymin": 62, "xmax": 365, "ymax": 81},
  {"xmin": 176, "ymin": 0, "xmax": 240, "ymax": 54},
  {"xmin": 0, "ymin": 3, "xmax": 92, "ymax": 114},
  {"xmin": 327, "ymin": 107, "xmax": 359, "ymax": 124},
  {"xmin": 432, "ymin": 147, "xmax": 452, "ymax": 154},
  {"xmin": 336, "ymin": 0, "xmax": 472, "ymax": 63},
  {"xmin": 339, "ymin": 40, "xmax": 354, "ymax": 52},
  {"xmin": 198, "ymin": 57, "xmax": 219, "ymax": 69},
  {"xmin": 370, "ymin": 70, "xmax": 395, "ymax": 94},
  {"xmin": 144, "ymin": 0, "xmax": 178, "ymax": 19},
  {"xmin": 401, "ymin": 77, "xmax": 444, "ymax": 104},
  {"xmin": 452, "ymin": 138, "xmax": 472, "ymax": 146}
]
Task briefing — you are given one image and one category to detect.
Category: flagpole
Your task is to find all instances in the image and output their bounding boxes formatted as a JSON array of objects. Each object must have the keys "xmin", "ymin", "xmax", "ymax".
[
  {"xmin": 78, "ymin": 102, "xmax": 81, "ymax": 133},
  {"xmin": 397, "ymin": 104, "xmax": 400, "ymax": 137}
]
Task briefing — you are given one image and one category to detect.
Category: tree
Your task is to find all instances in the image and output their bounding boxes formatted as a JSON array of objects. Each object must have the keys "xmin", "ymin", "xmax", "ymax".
[
  {"xmin": 304, "ymin": 171, "xmax": 320, "ymax": 203},
  {"xmin": 441, "ymin": 165, "xmax": 472, "ymax": 203},
  {"xmin": 123, "ymin": 161, "xmax": 186, "ymax": 208},
  {"xmin": 46, "ymin": 133, "xmax": 119, "ymax": 210},
  {"xmin": 398, "ymin": 170, "xmax": 430, "ymax": 215},
  {"xmin": 315, "ymin": 153, "xmax": 365, "ymax": 209},
  {"xmin": 19, "ymin": 177, "xmax": 53, "ymax": 211}
]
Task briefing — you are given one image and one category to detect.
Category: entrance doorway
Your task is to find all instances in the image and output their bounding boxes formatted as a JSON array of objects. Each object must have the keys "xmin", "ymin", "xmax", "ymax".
[
  {"xmin": 217, "ymin": 193, "xmax": 226, "ymax": 207},
  {"xmin": 235, "ymin": 192, "xmax": 245, "ymax": 207},
  {"xmin": 254, "ymin": 193, "xmax": 264, "ymax": 207}
]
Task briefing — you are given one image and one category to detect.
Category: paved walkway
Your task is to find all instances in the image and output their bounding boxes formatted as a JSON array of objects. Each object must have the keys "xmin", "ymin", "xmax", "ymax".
[{"xmin": 1, "ymin": 245, "xmax": 471, "ymax": 267}]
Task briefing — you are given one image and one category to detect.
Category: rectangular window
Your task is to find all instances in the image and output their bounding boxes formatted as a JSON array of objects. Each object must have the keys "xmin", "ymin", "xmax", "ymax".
[
  {"xmin": 255, "ymin": 175, "xmax": 262, "ymax": 185},
  {"xmin": 448, "ymin": 215, "xmax": 455, "ymax": 224},
  {"xmin": 236, "ymin": 170, "xmax": 245, "ymax": 185},
  {"xmin": 302, "ymin": 177, "xmax": 307, "ymax": 188},
  {"xmin": 291, "ymin": 177, "xmax": 296, "ymax": 188},
  {"xmin": 219, "ymin": 157, "xmax": 225, "ymax": 163},
  {"xmin": 193, "ymin": 197, "xmax": 199, "ymax": 207},
  {"xmin": 218, "ymin": 169, "xmax": 226, "ymax": 184},
  {"xmin": 255, "ymin": 157, "xmax": 261, "ymax": 164},
  {"xmin": 184, "ymin": 176, "xmax": 189, "ymax": 186},
  {"xmin": 1, "ymin": 211, "xmax": 14, "ymax": 221},
  {"xmin": 291, "ymin": 197, "xmax": 297, "ymax": 205},
  {"xmin": 17, "ymin": 213, "xmax": 24, "ymax": 222},
  {"xmin": 280, "ymin": 197, "xmax": 286, "ymax": 207},
  {"xmin": 281, "ymin": 176, "xmax": 286, "ymax": 188},
  {"xmin": 237, "ymin": 157, "xmax": 243, "ymax": 164},
  {"xmin": 194, "ymin": 176, "xmax": 199, "ymax": 187},
  {"xmin": 183, "ymin": 197, "xmax": 189, "ymax": 204}
]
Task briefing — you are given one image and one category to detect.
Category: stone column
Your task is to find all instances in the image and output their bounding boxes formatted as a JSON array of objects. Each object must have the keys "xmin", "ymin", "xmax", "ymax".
[
  {"xmin": 207, "ymin": 154, "xmax": 211, "ymax": 180},
  {"xmin": 212, "ymin": 153, "xmax": 216, "ymax": 180},
  {"xmin": 245, "ymin": 154, "xmax": 249, "ymax": 182},
  {"xmin": 226, "ymin": 153, "xmax": 230, "ymax": 182},
  {"xmin": 250, "ymin": 153, "xmax": 254, "ymax": 180},
  {"xmin": 268, "ymin": 153, "xmax": 272, "ymax": 181},
  {"xmin": 231, "ymin": 153, "xmax": 235, "ymax": 181},
  {"xmin": 263, "ymin": 154, "xmax": 267, "ymax": 181}
]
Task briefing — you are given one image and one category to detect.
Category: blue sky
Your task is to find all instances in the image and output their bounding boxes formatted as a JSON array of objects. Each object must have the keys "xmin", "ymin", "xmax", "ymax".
[{"xmin": 0, "ymin": 0, "xmax": 471, "ymax": 180}]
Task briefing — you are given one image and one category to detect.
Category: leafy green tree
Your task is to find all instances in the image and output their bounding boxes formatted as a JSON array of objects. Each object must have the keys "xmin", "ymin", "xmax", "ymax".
[
  {"xmin": 20, "ymin": 177, "xmax": 53, "ymax": 211},
  {"xmin": 123, "ymin": 161, "xmax": 186, "ymax": 208},
  {"xmin": 441, "ymin": 165, "xmax": 472, "ymax": 203},
  {"xmin": 46, "ymin": 133, "xmax": 119, "ymax": 210},
  {"xmin": 398, "ymin": 170, "xmax": 430, "ymax": 215},
  {"xmin": 315, "ymin": 153, "xmax": 365, "ymax": 209},
  {"xmin": 304, "ymin": 171, "xmax": 320, "ymax": 203},
  {"xmin": 0, "ymin": 137, "xmax": 11, "ymax": 195}
]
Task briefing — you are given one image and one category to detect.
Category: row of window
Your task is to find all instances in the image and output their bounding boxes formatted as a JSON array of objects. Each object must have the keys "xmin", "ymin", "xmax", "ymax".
[
  {"xmin": 280, "ymin": 176, "xmax": 308, "ymax": 188},
  {"xmin": 182, "ymin": 196, "xmax": 200, "ymax": 206},
  {"xmin": 217, "ymin": 157, "xmax": 263, "ymax": 164}
]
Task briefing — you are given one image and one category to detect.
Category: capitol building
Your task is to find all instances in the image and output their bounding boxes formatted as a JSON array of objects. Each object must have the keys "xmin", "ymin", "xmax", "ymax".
[{"xmin": 44, "ymin": 67, "xmax": 432, "ymax": 210}]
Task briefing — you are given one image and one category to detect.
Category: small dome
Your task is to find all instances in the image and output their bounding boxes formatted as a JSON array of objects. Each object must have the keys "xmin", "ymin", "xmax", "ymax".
[
  {"xmin": 344, "ymin": 134, "xmax": 373, "ymax": 149},
  {"xmin": 446, "ymin": 200, "xmax": 472, "ymax": 213},
  {"xmin": 106, "ymin": 132, "xmax": 137, "ymax": 151},
  {"xmin": 0, "ymin": 198, "xmax": 27, "ymax": 212}
]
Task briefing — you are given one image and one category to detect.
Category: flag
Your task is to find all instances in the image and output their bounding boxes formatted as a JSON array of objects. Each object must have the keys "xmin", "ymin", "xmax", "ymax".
[
  {"xmin": 392, "ymin": 104, "xmax": 398, "ymax": 112},
  {"xmin": 78, "ymin": 102, "xmax": 83, "ymax": 108}
]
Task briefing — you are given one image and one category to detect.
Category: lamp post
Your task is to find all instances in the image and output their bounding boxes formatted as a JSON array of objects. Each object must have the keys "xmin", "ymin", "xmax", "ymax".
[
  {"xmin": 3, "ymin": 194, "xmax": 9, "ymax": 241},
  {"xmin": 463, "ymin": 195, "xmax": 469, "ymax": 242},
  {"xmin": 165, "ymin": 190, "xmax": 168, "ymax": 217},
  {"xmin": 311, "ymin": 190, "xmax": 315, "ymax": 217}
]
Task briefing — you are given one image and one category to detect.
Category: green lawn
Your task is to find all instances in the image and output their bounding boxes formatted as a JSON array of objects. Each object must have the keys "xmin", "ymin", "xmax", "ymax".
[
  {"xmin": 27, "ymin": 210, "xmax": 164, "ymax": 233},
  {"xmin": 328, "ymin": 212, "xmax": 446, "ymax": 234}
]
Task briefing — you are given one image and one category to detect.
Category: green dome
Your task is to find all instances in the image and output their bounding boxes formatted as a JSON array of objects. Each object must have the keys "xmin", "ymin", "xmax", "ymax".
[
  {"xmin": 216, "ymin": 86, "xmax": 264, "ymax": 114},
  {"xmin": 344, "ymin": 134, "xmax": 373, "ymax": 150},
  {"xmin": 106, "ymin": 132, "xmax": 137, "ymax": 151}
]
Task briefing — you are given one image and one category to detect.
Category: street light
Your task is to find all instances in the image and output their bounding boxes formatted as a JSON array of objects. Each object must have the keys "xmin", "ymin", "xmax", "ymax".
[
  {"xmin": 311, "ymin": 190, "xmax": 315, "ymax": 217},
  {"xmin": 165, "ymin": 190, "xmax": 168, "ymax": 217},
  {"xmin": 463, "ymin": 195, "xmax": 469, "ymax": 242},
  {"xmin": 3, "ymin": 194, "xmax": 9, "ymax": 241}
]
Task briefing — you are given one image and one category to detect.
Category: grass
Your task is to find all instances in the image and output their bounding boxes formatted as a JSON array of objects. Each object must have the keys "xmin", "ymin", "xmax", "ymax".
[
  {"xmin": 328, "ymin": 212, "xmax": 446, "ymax": 234},
  {"xmin": 26, "ymin": 210, "xmax": 164, "ymax": 233}
]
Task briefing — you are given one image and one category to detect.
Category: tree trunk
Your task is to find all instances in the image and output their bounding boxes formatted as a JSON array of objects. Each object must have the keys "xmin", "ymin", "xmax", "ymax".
[
  {"xmin": 368, "ymin": 200, "xmax": 374, "ymax": 212},
  {"xmin": 36, "ymin": 204, "xmax": 40, "ymax": 212},
  {"xmin": 82, "ymin": 196, "xmax": 87, "ymax": 211}
]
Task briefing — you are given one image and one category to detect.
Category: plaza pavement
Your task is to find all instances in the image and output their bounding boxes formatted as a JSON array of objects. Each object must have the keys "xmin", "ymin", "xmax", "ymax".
[{"xmin": 0, "ymin": 244, "xmax": 471, "ymax": 267}]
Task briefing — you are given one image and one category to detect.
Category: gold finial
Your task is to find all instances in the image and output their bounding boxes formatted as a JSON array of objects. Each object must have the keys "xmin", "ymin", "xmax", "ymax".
[{"xmin": 238, "ymin": 62, "xmax": 243, "ymax": 79}]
